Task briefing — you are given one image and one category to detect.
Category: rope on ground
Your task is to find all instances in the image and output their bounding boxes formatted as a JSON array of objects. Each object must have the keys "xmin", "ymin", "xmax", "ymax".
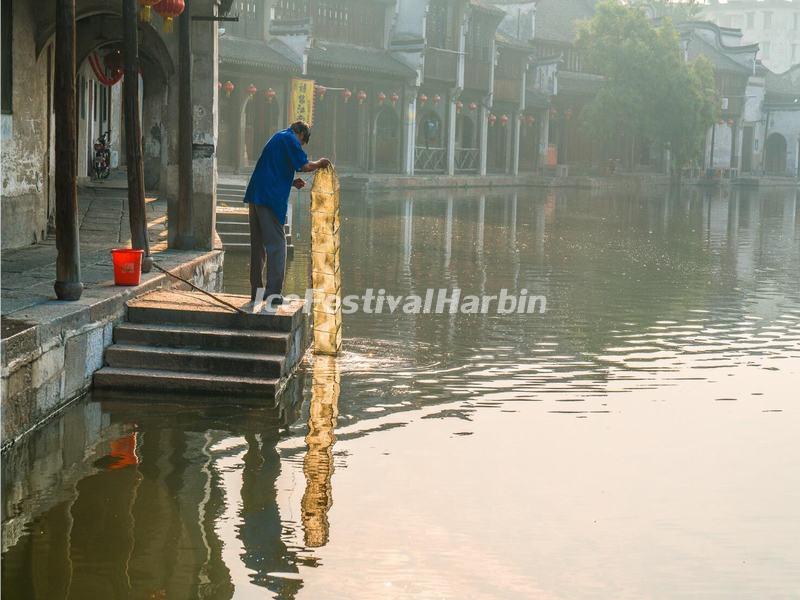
[{"xmin": 151, "ymin": 262, "xmax": 248, "ymax": 315}]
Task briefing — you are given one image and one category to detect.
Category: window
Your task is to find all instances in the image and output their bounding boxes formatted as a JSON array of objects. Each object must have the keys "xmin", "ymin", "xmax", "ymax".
[
  {"xmin": 763, "ymin": 11, "xmax": 772, "ymax": 29},
  {"xmin": 1, "ymin": 0, "xmax": 11, "ymax": 114},
  {"xmin": 746, "ymin": 12, "xmax": 755, "ymax": 29},
  {"xmin": 426, "ymin": 0, "xmax": 449, "ymax": 49}
]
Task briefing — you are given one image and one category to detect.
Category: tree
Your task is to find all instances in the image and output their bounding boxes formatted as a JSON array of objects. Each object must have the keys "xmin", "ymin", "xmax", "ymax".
[
  {"xmin": 629, "ymin": 0, "xmax": 703, "ymax": 22},
  {"xmin": 576, "ymin": 0, "xmax": 717, "ymax": 183}
]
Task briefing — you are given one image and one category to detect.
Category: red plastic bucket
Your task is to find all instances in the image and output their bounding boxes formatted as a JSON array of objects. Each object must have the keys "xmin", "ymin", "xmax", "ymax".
[{"xmin": 111, "ymin": 248, "xmax": 144, "ymax": 286}]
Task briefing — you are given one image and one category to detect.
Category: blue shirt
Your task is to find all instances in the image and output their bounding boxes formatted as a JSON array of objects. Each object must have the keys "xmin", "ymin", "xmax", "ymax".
[{"xmin": 243, "ymin": 128, "xmax": 308, "ymax": 224}]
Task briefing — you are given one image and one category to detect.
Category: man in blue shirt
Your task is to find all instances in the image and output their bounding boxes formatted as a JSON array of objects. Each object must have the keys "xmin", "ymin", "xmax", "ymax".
[{"xmin": 244, "ymin": 121, "xmax": 330, "ymax": 305}]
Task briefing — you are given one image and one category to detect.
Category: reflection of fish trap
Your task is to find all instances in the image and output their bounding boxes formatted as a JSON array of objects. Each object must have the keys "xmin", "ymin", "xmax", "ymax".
[{"xmin": 310, "ymin": 166, "xmax": 342, "ymax": 355}]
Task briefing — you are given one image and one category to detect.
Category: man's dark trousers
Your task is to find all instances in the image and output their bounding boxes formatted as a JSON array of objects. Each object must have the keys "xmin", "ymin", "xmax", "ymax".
[{"xmin": 249, "ymin": 203, "xmax": 286, "ymax": 302}]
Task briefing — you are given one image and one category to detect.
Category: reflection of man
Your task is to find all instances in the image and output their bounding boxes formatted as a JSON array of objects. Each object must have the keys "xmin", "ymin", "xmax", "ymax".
[{"xmin": 244, "ymin": 121, "xmax": 331, "ymax": 306}]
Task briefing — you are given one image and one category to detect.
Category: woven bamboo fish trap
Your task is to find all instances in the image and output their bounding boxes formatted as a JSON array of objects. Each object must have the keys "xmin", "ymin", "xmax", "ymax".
[{"xmin": 310, "ymin": 166, "xmax": 342, "ymax": 355}]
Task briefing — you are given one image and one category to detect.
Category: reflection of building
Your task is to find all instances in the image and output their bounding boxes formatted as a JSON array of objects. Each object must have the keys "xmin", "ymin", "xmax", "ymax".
[
  {"xmin": 701, "ymin": 0, "xmax": 800, "ymax": 74},
  {"xmin": 301, "ymin": 355, "xmax": 340, "ymax": 548}
]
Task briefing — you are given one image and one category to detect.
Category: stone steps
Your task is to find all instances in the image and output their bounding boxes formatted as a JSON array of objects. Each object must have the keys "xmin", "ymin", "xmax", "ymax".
[
  {"xmin": 105, "ymin": 344, "xmax": 286, "ymax": 378},
  {"xmin": 114, "ymin": 322, "xmax": 290, "ymax": 353},
  {"xmin": 94, "ymin": 367, "xmax": 281, "ymax": 397},
  {"xmin": 93, "ymin": 290, "xmax": 309, "ymax": 399}
]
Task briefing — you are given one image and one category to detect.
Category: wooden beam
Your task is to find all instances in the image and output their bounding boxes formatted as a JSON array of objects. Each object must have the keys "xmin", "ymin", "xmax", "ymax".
[
  {"xmin": 176, "ymin": 6, "xmax": 195, "ymax": 249},
  {"xmin": 122, "ymin": 0, "xmax": 153, "ymax": 272},
  {"xmin": 53, "ymin": 0, "xmax": 83, "ymax": 301}
]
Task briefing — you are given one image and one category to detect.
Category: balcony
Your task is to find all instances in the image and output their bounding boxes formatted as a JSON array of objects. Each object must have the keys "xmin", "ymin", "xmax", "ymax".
[
  {"xmin": 464, "ymin": 59, "xmax": 491, "ymax": 92},
  {"xmin": 424, "ymin": 47, "xmax": 458, "ymax": 83}
]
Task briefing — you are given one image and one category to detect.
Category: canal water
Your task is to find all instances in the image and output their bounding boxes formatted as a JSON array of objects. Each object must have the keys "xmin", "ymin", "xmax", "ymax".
[{"xmin": 3, "ymin": 186, "xmax": 799, "ymax": 599}]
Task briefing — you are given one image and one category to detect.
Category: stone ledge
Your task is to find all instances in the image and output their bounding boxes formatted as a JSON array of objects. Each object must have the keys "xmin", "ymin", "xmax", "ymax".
[{"xmin": 1, "ymin": 248, "xmax": 225, "ymax": 448}]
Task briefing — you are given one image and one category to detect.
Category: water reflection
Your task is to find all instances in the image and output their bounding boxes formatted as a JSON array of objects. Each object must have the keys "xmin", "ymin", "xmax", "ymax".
[
  {"xmin": 301, "ymin": 356, "xmax": 340, "ymax": 548},
  {"xmin": 3, "ymin": 185, "xmax": 800, "ymax": 599}
]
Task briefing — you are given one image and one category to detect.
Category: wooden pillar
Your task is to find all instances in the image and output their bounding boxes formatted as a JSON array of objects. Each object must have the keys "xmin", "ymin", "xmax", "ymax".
[
  {"xmin": 53, "ymin": 0, "xmax": 83, "ymax": 301},
  {"xmin": 176, "ymin": 7, "xmax": 195, "ymax": 248},
  {"xmin": 122, "ymin": 0, "xmax": 152, "ymax": 272}
]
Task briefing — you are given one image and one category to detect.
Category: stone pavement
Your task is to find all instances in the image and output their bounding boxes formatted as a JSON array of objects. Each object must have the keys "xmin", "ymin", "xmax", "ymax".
[{"xmin": 1, "ymin": 187, "xmax": 168, "ymax": 316}]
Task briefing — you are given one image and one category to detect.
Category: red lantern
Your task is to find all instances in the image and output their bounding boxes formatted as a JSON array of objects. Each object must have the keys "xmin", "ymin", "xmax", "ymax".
[
  {"xmin": 419, "ymin": 93, "xmax": 427, "ymax": 106},
  {"xmin": 265, "ymin": 87, "xmax": 276, "ymax": 103},
  {"xmin": 104, "ymin": 49, "xmax": 124, "ymax": 79},
  {"xmin": 315, "ymin": 85, "xmax": 326, "ymax": 100},
  {"xmin": 718, "ymin": 119, "xmax": 724, "ymax": 125},
  {"xmin": 432, "ymin": 94, "xmax": 441, "ymax": 105},
  {"xmin": 377, "ymin": 92, "xmax": 386, "ymax": 105},
  {"xmin": 247, "ymin": 84, "xmax": 257, "ymax": 97},
  {"xmin": 727, "ymin": 119, "xmax": 734, "ymax": 126},
  {"xmin": 223, "ymin": 80, "xmax": 235, "ymax": 97},
  {"xmin": 455, "ymin": 100, "xmax": 463, "ymax": 113},
  {"xmin": 154, "ymin": 0, "xmax": 184, "ymax": 33},
  {"xmin": 391, "ymin": 92, "xmax": 399, "ymax": 106},
  {"xmin": 357, "ymin": 90, "xmax": 367, "ymax": 105},
  {"xmin": 526, "ymin": 115, "xmax": 535, "ymax": 126},
  {"xmin": 343, "ymin": 88, "xmax": 352, "ymax": 102},
  {"xmin": 469, "ymin": 102, "xmax": 477, "ymax": 112},
  {"xmin": 500, "ymin": 114, "xmax": 509, "ymax": 126},
  {"xmin": 488, "ymin": 113, "xmax": 497, "ymax": 126},
  {"xmin": 139, "ymin": 0, "xmax": 162, "ymax": 23}
]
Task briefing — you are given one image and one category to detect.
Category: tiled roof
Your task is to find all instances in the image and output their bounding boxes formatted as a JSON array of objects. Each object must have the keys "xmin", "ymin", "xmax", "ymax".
[
  {"xmin": 533, "ymin": 0, "xmax": 597, "ymax": 44},
  {"xmin": 765, "ymin": 65, "xmax": 800, "ymax": 105},
  {"xmin": 220, "ymin": 37, "xmax": 300, "ymax": 71},
  {"xmin": 308, "ymin": 42, "xmax": 417, "ymax": 78}
]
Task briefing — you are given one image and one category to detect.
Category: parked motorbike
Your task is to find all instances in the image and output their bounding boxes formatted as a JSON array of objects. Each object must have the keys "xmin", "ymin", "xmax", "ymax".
[{"xmin": 93, "ymin": 131, "xmax": 111, "ymax": 180}]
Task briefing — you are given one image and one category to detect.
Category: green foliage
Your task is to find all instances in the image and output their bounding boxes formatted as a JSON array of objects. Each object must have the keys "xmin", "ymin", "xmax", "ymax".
[
  {"xmin": 576, "ymin": 0, "xmax": 718, "ymax": 175},
  {"xmin": 631, "ymin": 0, "xmax": 703, "ymax": 22}
]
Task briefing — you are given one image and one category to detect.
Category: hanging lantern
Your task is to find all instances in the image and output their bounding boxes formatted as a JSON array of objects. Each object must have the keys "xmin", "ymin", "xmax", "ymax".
[
  {"xmin": 154, "ymin": 0, "xmax": 185, "ymax": 33},
  {"xmin": 315, "ymin": 85, "xmax": 327, "ymax": 100},
  {"xmin": 265, "ymin": 87, "xmax": 276, "ymax": 103},
  {"xmin": 500, "ymin": 114, "xmax": 509, "ymax": 126},
  {"xmin": 139, "ymin": 0, "xmax": 162, "ymax": 23},
  {"xmin": 223, "ymin": 80, "xmax": 235, "ymax": 97},
  {"xmin": 343, "ymin": 88, "xmax": 352, "ymax": 102},
  {"xmin": 488, "ymin": 113, "xmax": 497, "ymax": 126},
  {"xmin": 247, "ymin": 84, "xmax": 257, "ymax": 97},
  {"xmin": 357, "ymin": 90, "xmax": 367, "ymax": 105},
  {"xmin": 455, "ymin": 100, "xmax": 463, "ymax": 113},
  {"xmin": 418, "ymin": 93, "xmax": 427, "ymax": 106},
  {"xmin": 727, "ymin": 119, "xmax": 734, "ymax": 126},
  {"xmin": 469, "ymin": 102, "xmax": 477, "ymax": 112},
  {"xmin": 104, "ymin": 49, "xmax": 124, "ymax": 79},
  {"xmin": 391, "ymin": 92, "xmax": 399, "ymax": 106},
  {"xmin": 218, "ymin": 81, "xmax": 223, "ymax": 90},
  {"xmin": 432, "ymin": 94, "xmax": 441, "ymax": 105},
  {"xmin": 526, "ymin": 115, "xmax": 535, "ymax": 126},
  {"xmin": 718, "ymin": 119, "xmax": 725, "ymax": 125},
  {"xmin": 377, "ymin": 92, "xmax": 386, "ymax": 106}
]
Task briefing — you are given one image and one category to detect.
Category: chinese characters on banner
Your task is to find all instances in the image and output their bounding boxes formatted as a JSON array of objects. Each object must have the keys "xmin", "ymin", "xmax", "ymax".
[{"xmin": 290, "ymin": 78, "xmax": 315, "ymax": 125}]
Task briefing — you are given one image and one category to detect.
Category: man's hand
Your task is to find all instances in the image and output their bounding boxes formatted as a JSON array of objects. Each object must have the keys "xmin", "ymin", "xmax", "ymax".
[
  {"xmin": 292, "ymin": 178, "xmax": 306, "ymax": 190},
  {"xmin": 300, "ymin": 157, "xmax": 333, "ymax": 173}
]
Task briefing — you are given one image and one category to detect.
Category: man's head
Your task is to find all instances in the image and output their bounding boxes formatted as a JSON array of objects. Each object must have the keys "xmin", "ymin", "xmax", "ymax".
[{"xmin": 290, "ymin": 121, "xmax": 311, "ymax": 145}]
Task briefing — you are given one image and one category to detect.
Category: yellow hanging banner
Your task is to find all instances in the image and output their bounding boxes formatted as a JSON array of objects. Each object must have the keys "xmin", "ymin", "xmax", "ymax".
[{"xmin": 289, "ymin": 78, "xmax": 315, "ymax": 125}]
